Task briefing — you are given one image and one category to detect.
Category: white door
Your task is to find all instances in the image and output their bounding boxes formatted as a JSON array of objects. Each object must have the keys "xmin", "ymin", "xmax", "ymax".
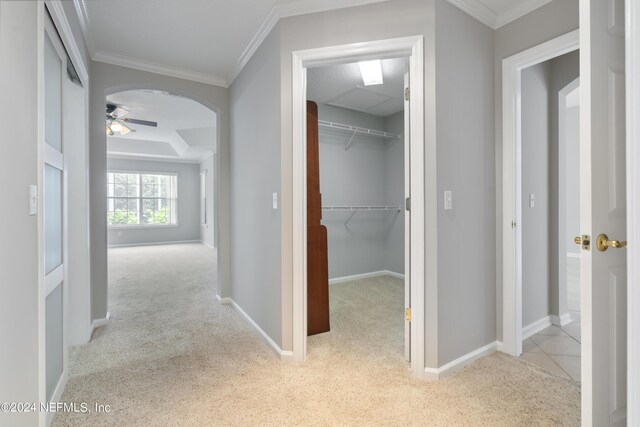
[
  {"xmin": 44, "ymin": 17, "xmax": 67, "ymax": 407},
  {"xmin": 581, "ymin": 0, "xmax": 627, "ymax": 424},
  {"xmin": 403, "ymin": 71, "xmax": 411, "ymax": 361}
]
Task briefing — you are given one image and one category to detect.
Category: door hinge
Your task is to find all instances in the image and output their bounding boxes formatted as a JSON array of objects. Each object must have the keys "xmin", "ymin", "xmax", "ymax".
[
  {"xmin": 405, "ymin": 197, "xmax": 411, "ymax": 211},
  {"xmin": 511, "ymin": 220, "xmax": 517, "ymax": 228},
  {"xmin": 405, "ymin": 307, "xmax": 411, "ymax": 321},
  {"xmin": 404, "ymin": 87, "xmax": 410, "ymax": 101}
]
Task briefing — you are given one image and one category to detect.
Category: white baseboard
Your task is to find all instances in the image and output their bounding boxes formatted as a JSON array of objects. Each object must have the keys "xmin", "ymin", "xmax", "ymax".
[
  {"xmin": 424, "ymin": 341, "xmax": 498, "ymax": 380},
  {"xmin": 522, "ymin": 316, "xmax": 552, "ymax": 340},
  {"xmin": 200, "ymin": 240, "xmax": 215, "ymax": 249},
  {"xmin": 108, "ymin": 240, "xmax": 200, "ymax": 248},
  {"xmin": 551, "ymin": 313, "xmax": 573, "ymax": 327},
  {"xmin": 216, "ymin": 294, "xmax": 231, "ymax": 304},
  {"xmin": 329, "ymin": 270, "xmax": 405, "ymax": 285},
  {"xmin": 496, "ymin": 341, "xmax": 505, "ymax": 352},
  {"xmin": 228, "ymin": 299, "xmax": 290, "ymax": 361},
  {"xmin": 90, "ymin": 312, "xmax": 111, "ymax": 337}
]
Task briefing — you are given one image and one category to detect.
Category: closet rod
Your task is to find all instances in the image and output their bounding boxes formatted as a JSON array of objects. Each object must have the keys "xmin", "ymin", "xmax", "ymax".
[
  {"xmin": 317, "ymin": 120, "xmax": 400, "ymax": 151},
  {"xmin": 322, "ymin": 205, "xmax": 402, "ymax": 226}
]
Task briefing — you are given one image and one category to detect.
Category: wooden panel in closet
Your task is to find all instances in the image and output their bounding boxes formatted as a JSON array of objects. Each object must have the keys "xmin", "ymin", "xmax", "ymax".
[{"xmin": 306, "ymin": 100, "xmax": 330, "ymax": 336}]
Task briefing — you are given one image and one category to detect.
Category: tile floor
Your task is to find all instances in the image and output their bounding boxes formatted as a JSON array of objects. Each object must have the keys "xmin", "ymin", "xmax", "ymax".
[{"xmin": 520, "ymin": 312, "xmax": 581, "ymax": 382}]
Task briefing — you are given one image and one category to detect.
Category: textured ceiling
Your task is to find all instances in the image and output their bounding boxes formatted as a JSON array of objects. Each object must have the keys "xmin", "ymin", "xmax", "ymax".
[
  {"xmin": 106, "ymin": 90, "xmax": 217, "ymax": 162},
  {"xmin": 307, "ymin": 57, "xmax": 406, "ymax": 117}
]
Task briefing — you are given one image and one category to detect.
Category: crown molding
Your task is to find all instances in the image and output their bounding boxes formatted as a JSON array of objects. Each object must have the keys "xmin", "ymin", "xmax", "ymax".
[
  {"xmin": 446, "ymin": 0, "xmax": 553, "ymax": 30},
  {"xmin": 493, "ymin": 0, "xmax": 553, "ymax": 28},
  {"xmin": 72, "ymin": 0, "xmax": 96, "ymax": 57},
  {"xmin": 93, "ymin": 50, "xmax": 229, "ymax": 87},
  {"xmin": 226, "ymin": 6, "xmax": 280, "ymax": 84},
  {"xmin": 226, "ymin": 0, "xmax": 392, "ymax": 85}
]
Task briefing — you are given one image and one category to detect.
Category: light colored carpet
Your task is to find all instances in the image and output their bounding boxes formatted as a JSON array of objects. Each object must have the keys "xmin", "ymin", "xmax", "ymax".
[{"xmin": 53, "ymin": 243, "xmax": 580, "ymax": 426}]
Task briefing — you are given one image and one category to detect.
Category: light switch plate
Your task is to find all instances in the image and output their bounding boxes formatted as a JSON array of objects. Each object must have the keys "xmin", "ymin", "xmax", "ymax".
[
  {"xmin": 529, "ymin": 193, "xmax": 535, "ymax": 208},
  {"xmin": 272, "ymin": 192, "xmax": 278, "ymax": 210},
  {"xmin": 444, "ymin": 191, "xmax": 453, "ymax": 210},
  {"xmin": 29, "ymin": 185, "xmax": 38, "ymax": 215}
]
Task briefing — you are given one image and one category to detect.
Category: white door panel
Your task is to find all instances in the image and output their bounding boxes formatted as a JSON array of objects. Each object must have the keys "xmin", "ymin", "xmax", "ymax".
[
  {"xmin": 404, "ymin": 71, "xmax": 410, "ymax": 362},
  {"xmin": 582, "ymin": 0, "xmax": 627, "ymax": 424}
]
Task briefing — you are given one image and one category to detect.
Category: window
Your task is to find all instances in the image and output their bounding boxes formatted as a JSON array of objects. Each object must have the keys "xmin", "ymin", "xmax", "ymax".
[{"xmin": 107, "ymin": 172, "xmax": 177, "ymax": 226}]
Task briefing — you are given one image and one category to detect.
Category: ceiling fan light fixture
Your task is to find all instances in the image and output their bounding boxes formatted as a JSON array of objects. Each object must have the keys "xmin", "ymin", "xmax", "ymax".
[
  {"xmin": 110, "ymin": 121, "xmax": 123, "ymax": 132},
  {"xmin": 119, "ymin": 124, "xmax": 132, "ymax": 135},
  {"xmin": 358, "ymin": 60, "xmax": 383, "ymax": 86}
]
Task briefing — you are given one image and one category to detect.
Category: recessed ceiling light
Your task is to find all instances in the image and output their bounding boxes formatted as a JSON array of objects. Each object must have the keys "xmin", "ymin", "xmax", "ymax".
[{"xmin": 358, "ymin": 60, "xmax": 383, "ymax": 86}]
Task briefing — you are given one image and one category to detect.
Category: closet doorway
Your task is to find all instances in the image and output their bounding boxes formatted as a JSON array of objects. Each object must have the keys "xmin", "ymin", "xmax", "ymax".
[{"xmin": 306, "ymin": 57, "xmax": 410, "ymax": 362}]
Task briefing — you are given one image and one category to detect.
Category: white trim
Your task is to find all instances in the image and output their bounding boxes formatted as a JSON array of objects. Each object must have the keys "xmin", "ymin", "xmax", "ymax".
[
  {"xmin": 216, "ymin": 294, "xmax": 231, "ymax": 305},
  {"xmin": 446, "ymin": 0, "xmax": 553, "ymax": 30},
  {"xmin": 424, "ymin": 341, "xmax": 498, "ymax": 380},
  {"xmin": 93, "ymin": 50, "xmax": 229, "ymax": 88},
  {"xmin": 90, "ymin": 312, "xmax": 110, "ymax": 337},
  {"xmin": 108, "ymin": 224, "xmax": 179, "ymax": 231},
  {"xmin": 44, "ymin": 265, "xmax": 64, "ymax": 298},
  {"xmin": 566, "ymin": 252, "xmax": 581, "ymax": 259},
  {"xmin": 328, "ymin": 270, "xmax": 404, "ymax": 285},
  {"xmin": 226, "ymin": 0, "xmax": 391, "ymax": 84},
  {"xmin": 46, "ymin": 370, "xmax": 68, "ymax": 426},
  {"xmin": 626, "ymin": 0, "xmax": 640, "ymax": 423},
  {"xmin": 45, "ymin": 1, "xmax": 89, "ymax": 85},
  {"xmin": 229, "ymin": 299, "xmax": 290, "ymax": 361},
  {"xmin": 200, "ymin": 240, "xmax": 215, "ymax": 249},
  {"xmin": 107, "ymin": 239, "xmax": 200, "ymax": 248},
  {"xmin": 226, "ymin": 7, "xmax": 280, "ymax": 84},
  {"xmin": 291, "ymin": 35, "xmax": 429, "ymax": 380},
  {"xmin": 551, "ymin": 313, "xmax": 573, "ymax": 327},
  {"xmin": 71, "ymin": 0, "xmax": 95, "ymax": 58},
  {"xmin": 501, "ymin": 30, "xmax": 579, "ymax": 357},
  {"xmin": 107, "ymin": 153, "xmax": 203, "ymax": 164},
  {"xmin": 522, "ymin": 316, "xmax": 552, "ymax": 340}
]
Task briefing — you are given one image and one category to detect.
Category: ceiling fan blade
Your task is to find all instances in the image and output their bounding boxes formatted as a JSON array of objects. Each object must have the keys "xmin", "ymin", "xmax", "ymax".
[{"xmin": 123, "ymin": 118, "xmax": 157, "ymax": 127}]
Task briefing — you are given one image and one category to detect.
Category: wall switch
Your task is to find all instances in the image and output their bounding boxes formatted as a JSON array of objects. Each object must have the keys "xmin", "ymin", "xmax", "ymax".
[
  {"xmin": 272, "ymin": 192, "xmax": 278, "ymax": 210},
  {"xmin": 444, "ymin": 191, "xmax": 453, "ymax": 210},
  {"xmin": 29, "ymin": 185, "xmax": 38, "ymax": 216},
  {"xmin": 529, "ymin": 193, "xmax": 535, "ymax": 208}
]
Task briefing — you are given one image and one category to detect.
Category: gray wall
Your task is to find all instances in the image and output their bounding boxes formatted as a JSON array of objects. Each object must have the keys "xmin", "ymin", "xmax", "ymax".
[
  {"xmin": 200, "ymin": 155, "xmax": 215, "ymax": 248},
  {"xmin": 521, "ymin": 62, "xmax": 551, "ymax": 326},
  {"xmin": 0, "ymin": 3, "xmax": 40, "ymax": 423},
  {"xmin": 106, "ymin": 158, "xmax": 201, "ymax": 246},
  {"xmin": 315, "ymin": 104, "xmax": 403, "ymax": 279},
  {"xmin": 565, "ymin": 106, "xmax": 580, "ymax": 253},
  {"xmin": 494, "ymin": 0, "xmax": 579, "ymax": 340},
  {"xmin": 229, "ymin": 26, "xmax": 282, "ymax": 346},
  {"xmin": 90, "ymin": 61, "xmax": 231, "ymax": 321},
  {"xmin": 434, "ymin": 0, "xmax": 496, "ymax": 364}
]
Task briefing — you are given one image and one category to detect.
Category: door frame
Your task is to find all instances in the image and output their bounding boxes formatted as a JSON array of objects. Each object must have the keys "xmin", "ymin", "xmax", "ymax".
[
  {"xmin": 501, "ymin": 29, "xmax": 579, "ymax": 357},
  {"xmin": 625, "ymin": 0, "xmax": 640, "ymax": 423},
  {"xmin": 291, "ymin": 35, "xmax": 429, "ymax": 378}
]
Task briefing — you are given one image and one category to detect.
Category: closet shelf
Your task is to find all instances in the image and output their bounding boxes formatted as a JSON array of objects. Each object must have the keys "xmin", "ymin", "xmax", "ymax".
[
  {"xmin": 322, "ymin": 205, "xmax": 401, "ymax": 226},
  {"xmin": 317, "ymin": 120, "xmax": 400, "ymax": 151}
]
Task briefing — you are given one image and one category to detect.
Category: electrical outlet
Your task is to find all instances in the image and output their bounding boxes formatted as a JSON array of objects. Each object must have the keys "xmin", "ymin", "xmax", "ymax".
[
  {"xmin": 272, "ymin": 192, "xmax": 278, "ymax": 210},
  {"xmin": 29, "ymin": 185, "xmax": 38, "ymax": 215},
  {"xmin": 444, "ymin": 191, "xmax": 453, "ymax": 210}
]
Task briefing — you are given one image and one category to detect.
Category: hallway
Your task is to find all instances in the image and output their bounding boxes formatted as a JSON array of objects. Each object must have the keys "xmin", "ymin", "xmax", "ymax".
[{"xmin": 54, "ymin": 244, "xmax": 580, "ymax": 426}]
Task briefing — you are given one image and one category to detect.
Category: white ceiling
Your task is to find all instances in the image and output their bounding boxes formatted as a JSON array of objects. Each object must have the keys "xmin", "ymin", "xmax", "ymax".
[
  {"xmin": 106, "ymin": 90, "xmax": 217, "ymax": 163},
  {"xmin": 307, "ymin": 58, "xmax": 406, "ymax": 117},
  {"xmin": 446, "ymin": 0, "xmax": 553, "ymax": 29},
  {"xmin": 73, "ymin": 0, "xmax": 394, "ymax": 87}
]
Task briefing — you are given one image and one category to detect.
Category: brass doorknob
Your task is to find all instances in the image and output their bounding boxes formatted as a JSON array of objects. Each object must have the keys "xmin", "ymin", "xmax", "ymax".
[{"xmin": 596, "ymin": 234, "xmax": 627, "ymax": 252}]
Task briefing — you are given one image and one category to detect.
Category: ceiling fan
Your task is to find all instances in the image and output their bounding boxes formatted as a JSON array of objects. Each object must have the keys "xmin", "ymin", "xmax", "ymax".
[{"xmin": 106, "ymin": 103, "xmax": 158, "ymax": 136}]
